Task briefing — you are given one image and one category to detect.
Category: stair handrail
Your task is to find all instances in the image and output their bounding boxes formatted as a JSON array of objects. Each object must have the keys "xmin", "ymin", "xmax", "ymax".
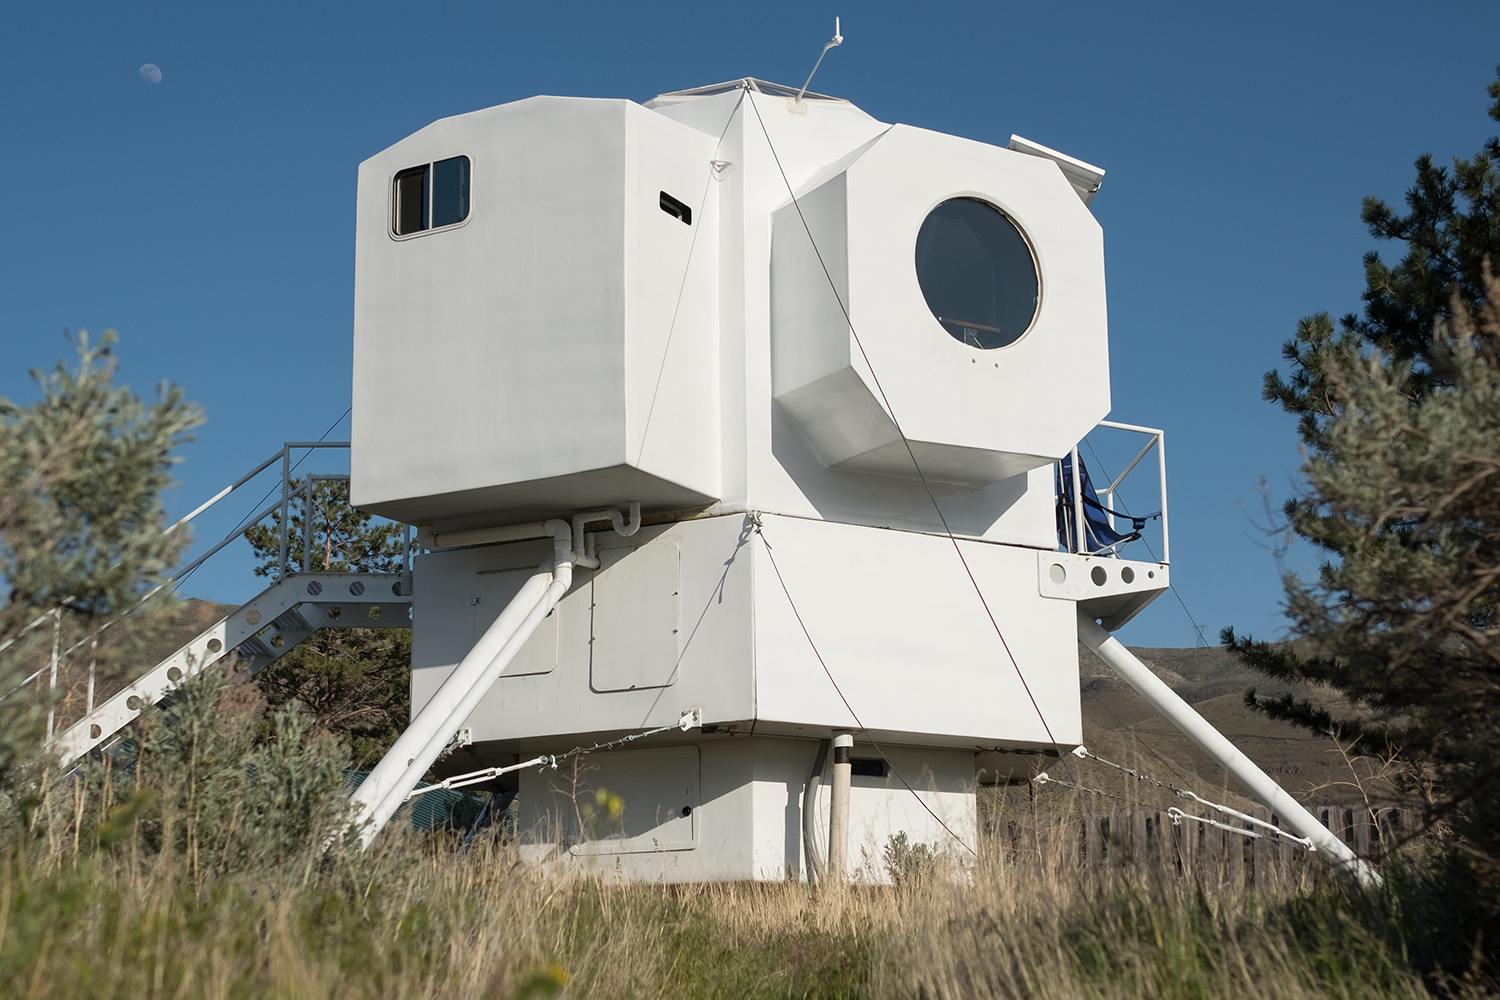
[
  {"xmin": 3, "ymin": 440, "xmax": 416, "ymax": 725},
  {"xmin": 56, "ymin": 442, "xmax": 362, "ymax": 663}
]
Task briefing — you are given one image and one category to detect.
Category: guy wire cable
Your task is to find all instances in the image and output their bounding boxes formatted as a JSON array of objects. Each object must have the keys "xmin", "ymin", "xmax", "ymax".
[
  {"xmin": 635, "ymin": 90, "xmax": 746, "ymax": 468},
  {"xmin": 747, "ymin": 93, "xmax": 1095, "ymax": 798},
  {"xmin": 1084, "ymin": 687, "xmax": 1201, "ymax": 792},
  {"xmin": 754, "ymin": 516, "xmax": 978, "ymax": 857}
]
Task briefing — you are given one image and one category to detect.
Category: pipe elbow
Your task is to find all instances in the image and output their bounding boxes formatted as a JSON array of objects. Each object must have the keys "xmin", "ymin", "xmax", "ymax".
[
  {"xmin": 610, "ymin": 501, "xmax": 642, "ymax": 538},
  {"xmin": 544, "ymin": 519, "xmax": 574, "ymax": 564},
  {"xmin": 568, "ymin": 503, "xmax": 639, "ymax": 568},
  {"xmin": 565, "ymin": 513, "xmax": 598, "ymax": 568}
]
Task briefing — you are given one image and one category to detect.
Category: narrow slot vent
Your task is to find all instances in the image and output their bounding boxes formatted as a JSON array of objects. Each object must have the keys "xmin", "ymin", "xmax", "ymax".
[{"xmin": 659, "ymin": 191, "xmax": 692, "ymax": 225}]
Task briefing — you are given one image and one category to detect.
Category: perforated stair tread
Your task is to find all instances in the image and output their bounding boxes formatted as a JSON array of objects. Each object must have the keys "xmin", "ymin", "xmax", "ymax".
[{"xmin": 54, "ymin": 573, "xmax": 412, "ymax": 763}]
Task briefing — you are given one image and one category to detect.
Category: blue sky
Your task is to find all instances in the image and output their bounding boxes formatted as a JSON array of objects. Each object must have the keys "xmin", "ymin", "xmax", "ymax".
[{"xmin": 2, "ymin": 1, "xmax": 1497, "ymax": 648}]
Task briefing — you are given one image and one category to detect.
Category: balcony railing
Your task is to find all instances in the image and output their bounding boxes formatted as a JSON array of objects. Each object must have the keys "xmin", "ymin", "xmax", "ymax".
[{"xmin": 1057, "ymin": 420, "xmax": 1168, "ymax": 563}]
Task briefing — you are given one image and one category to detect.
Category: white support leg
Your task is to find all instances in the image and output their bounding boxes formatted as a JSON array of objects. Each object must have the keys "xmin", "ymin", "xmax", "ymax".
[
  {"xmin": 348, "ymin": 521, "xmax": 574, "ymax": 849},
  {"xmin": 1077, "ymin": 611, "xmax": 1379, "ymax": 887}
]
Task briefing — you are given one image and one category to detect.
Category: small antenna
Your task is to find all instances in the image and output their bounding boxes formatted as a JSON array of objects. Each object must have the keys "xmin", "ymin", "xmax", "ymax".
[{"xmin": 795, "ymin": 16, "xmax": 843, "ymax": 106}]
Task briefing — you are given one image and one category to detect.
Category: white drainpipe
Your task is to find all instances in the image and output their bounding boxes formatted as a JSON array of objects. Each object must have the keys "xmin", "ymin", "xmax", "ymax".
[
  {"xmin": 570, "ymin": 502, "xmax": 641, "ymax": 569},
  {"xmin": 1077, "ymin": 612, "xmax": 1380, "ymax": 887},
  {"xmin": 348, "ymin": 519, "xmax": 575, "ymax": 849},
  {"xmin": 421, "ymin": 502, "xmax": 641, "ymax": 560},
  {"xmin": 802, "ymin": 739, "xmax": 830, "ymax": 883}
]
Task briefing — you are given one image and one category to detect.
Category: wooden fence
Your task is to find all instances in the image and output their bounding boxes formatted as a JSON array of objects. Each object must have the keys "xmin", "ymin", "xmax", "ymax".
[{"xmin": 985, "ymin": 805, "xmax": 1418, "ymax": 886}]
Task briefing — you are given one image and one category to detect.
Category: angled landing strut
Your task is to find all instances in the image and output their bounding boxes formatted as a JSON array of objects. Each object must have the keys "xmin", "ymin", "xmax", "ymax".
[
  {"xmin": 54, "ymin": 572, "xmax": 412, "ymax": 762},
  {"xmin": 347, "ymin": 503, "xmax": 641, "ymax": 850},
  {"xmin": 1077, "ymin": 611, "xmax": 1380, "ymax": 887}
]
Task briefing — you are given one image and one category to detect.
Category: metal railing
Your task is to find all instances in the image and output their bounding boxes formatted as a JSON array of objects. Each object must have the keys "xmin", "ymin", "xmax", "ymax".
[
  {"xmin": 172, "ymin": 442, "xmax": 412, "ymax": 583},
  {"xmin": 1060, "ymin": 420, "xmax": 1169, "ymax": 563},
  {"xmin": 7, "ymin": 441, "xmax": 414, "ymax": 733}
]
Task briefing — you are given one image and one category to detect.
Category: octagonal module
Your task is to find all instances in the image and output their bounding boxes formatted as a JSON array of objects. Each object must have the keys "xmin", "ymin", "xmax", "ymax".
[
  {"xmin": 771, "ymin": 124, "xmax": 1111, "ymax": 487},
  {"xmin": 352, "ymin": 97, "xmax": 722, "ymax": 529}
]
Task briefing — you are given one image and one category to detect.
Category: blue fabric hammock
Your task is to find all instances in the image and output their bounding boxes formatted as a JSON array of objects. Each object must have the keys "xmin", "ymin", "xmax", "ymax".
[{"xmin": 1056, "ymin": 453, "xmax": 1160, "ymax": 553}]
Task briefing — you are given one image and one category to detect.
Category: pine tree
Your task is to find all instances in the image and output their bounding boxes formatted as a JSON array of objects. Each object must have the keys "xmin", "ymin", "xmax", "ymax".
[
  {"xmin": 242, "ymin": 479, "xmax": 411, "ymax": 767},
  {"xmin": 1223, "ymin": 68, "xmax": 1500, "ymax": 933},
  {"xmin": 1227, "ymin": 274, "xmax": 1500, "ymax": 787},
  {"xmin": 243, "ymin": 478, "xmax": 405, "ymax": 579},
  {"xmin": 252, "ymin": 627, "xmax": 411, "ymax": 769},
  {"xmin": 1264, "ymin": 67, "xmax": 1499, "ymax": 425}
]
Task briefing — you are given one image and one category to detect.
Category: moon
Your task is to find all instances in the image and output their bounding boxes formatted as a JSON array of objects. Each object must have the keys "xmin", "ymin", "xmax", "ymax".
[{"xmin": 139, "ymin": 63, "xmax": 162, "ymax": 84}]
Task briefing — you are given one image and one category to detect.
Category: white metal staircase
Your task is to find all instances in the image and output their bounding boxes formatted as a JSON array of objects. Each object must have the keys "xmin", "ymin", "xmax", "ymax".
[
  {"xmin": 43, "ymin": 441, "xmax": 417, "ymax": 763},
  {"xmin": 54, "ymin": 571, "xmax": 413, "ymax": 761}
]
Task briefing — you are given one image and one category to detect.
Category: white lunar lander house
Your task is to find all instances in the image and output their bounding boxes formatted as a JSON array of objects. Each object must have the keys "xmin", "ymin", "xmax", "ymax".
[{"xmin": 53, "ymin": 69, "xmax": 1374, "ymax": 884}]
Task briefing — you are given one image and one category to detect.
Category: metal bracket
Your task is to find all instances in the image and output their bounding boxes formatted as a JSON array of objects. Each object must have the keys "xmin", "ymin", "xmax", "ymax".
[{"xmin": 1037, "ymin": 552, "xmax": 1169, "ymax": 631}]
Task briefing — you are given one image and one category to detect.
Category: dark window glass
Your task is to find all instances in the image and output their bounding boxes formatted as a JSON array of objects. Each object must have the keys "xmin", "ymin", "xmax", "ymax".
[
  {"xmin": 659, "ymin": 190, "xmax": 692, "ymax": 225},
  {"xmin": 431, "ymin": 156, "xmax": 470, "ymax": 228},
  {"xmin": 914, "ymin": 198, "xmax": 1038, "ymax": 349},
  {"xmin": 394, "ymin": 165, "xmax": 429, "ymax": 235},
  {"xmin": 851, "ymin": 758, "xmax": 887, "ymax": 778}
]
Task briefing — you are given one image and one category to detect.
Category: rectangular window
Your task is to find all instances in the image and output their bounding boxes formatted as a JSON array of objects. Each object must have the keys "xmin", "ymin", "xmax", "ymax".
[
  {"xmin": 394, "ymin": 165, "xmax": 429, "ymax": 236},
  {"xmin": 850, "ymin": 758, "xmax": 887, "ymax": 778},
  {"xmin": 431, "ymin": 156, "xmax": 470, "ymax": 229},
  {"xmin": 392, "ymin": 156, "xmax": 470, "ymax": 236}
]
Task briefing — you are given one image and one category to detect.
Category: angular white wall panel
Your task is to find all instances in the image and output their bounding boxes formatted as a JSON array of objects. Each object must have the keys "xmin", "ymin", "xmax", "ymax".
[
  {"xmin": 750, "ymin": 514, "xmax": 1082, "ymax": 749},
  {"xmin": 532, "ymin": 745, "xmax": 699, "ymax": 855},
  {"xmin": 771, "ymin": 124, "xmax": 1111, "ymax": 487},
  {"xmin": 410, "ymin": 517, "xmax": 756, "ymax": 745},
  {"xmin": 590, "ymin": 542, "xmax": 681, "ymax": 692},
  {"xmin": 352, "ymin": 98, "xmax": 721, "ymax": 529}
]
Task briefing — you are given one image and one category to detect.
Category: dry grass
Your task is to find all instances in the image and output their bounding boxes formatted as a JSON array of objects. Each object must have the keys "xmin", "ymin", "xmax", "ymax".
[
  {"xmin": 0, "ymin": 668, "xmax": 1473, "ymax": 999},
  {"xmin": 0, "ymin": 780, "xmax": 1452, "ymax": 1000}
]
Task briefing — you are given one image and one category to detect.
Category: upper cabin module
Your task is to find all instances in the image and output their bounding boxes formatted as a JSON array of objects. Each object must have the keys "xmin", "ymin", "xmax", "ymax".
[{"xmin": 351, "ymin": 80, "xmax": 1111, "ymax": 540}]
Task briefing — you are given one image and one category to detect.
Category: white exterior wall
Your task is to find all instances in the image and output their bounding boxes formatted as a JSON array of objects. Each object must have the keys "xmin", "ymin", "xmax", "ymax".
[
  {"xmin": 770, "ymin": 125, "xmax": 1110, "ymax": 485},
  {"xmin": 411, "ymin": 514, "xmax": 756, "ymax": 741},
  {"xmin": 353, "ymin": 84, "xmax": 1152, "ymax": 882},
  {"xmin": 354, "ymin": 87, "xmax": 1101, "ymax": 548},
  {"xmin": 649, "ymin": 90, "xmax": 1088, "ymax": 548},
  {"xmin": 413, "ymin": 513, "xmax": 1080, "ymax": 754},
  {"xmin": 749, "ymin": 514, "xmax": 1081, "ymax": 748},
  {"xmin": 513, "ymin": 735, "xmax": 975, "ymax": 883},
  {"xmin": 352, "ymin": 98, "xmax": 721, "ymax": 529}
]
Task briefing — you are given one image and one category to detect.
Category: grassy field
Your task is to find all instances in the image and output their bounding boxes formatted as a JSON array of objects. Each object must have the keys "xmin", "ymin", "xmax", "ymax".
[
  {"xmin": 0, "ymin": 836, "xmax": 1441, "ymax": 1000},
  {"xmin": 2, "ymin": 634, "xmax": 1481, "ymax": 999},
  {"xmin": 0, "ymin": 778, "xmax": 1470, "ymax": 1000}
]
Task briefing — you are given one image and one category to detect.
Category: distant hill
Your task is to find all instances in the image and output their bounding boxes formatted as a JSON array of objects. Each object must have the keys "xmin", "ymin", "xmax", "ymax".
[{"xmin": 1070, "ymin": 643, "xmax": 1385, "ymax": 811}]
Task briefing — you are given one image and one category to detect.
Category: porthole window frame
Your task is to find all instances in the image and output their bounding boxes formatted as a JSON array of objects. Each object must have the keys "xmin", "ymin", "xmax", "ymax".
[
  {"xmin": 914, "ymin": 194, "xmax": 1043, "ymax": 352},
  {"xmin": 389, "ymin": 153, "xmax": 475, "ymax": 241}
]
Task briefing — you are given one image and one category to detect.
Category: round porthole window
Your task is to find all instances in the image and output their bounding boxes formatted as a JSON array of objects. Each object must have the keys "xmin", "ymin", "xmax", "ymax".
[{"xmin": 915, "ymin": 198, "xmax": 1039, "ymax": 350}]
